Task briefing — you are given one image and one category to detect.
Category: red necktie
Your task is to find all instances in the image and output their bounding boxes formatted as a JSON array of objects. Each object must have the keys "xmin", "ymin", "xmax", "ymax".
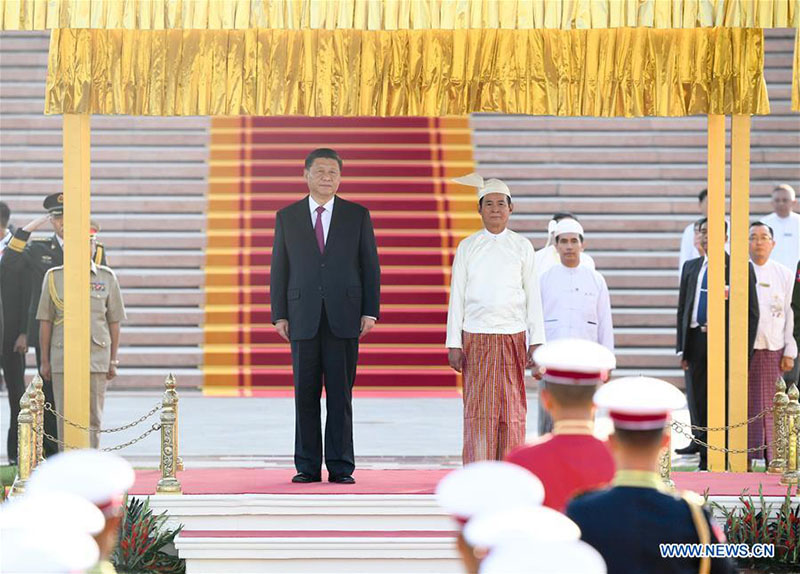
[{"xmin": 314, "ymin": 205, "xmax": 325, "ymax": 253}]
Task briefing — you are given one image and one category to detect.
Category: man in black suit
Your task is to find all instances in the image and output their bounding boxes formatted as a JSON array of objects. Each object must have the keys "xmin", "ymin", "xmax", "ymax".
[
  {"xmin": 676, "ymin": 217, "xmax": 759, "ymax": 470},
  {"xmin": 270, "ymin": 148, "xmax": 381, "ymax": 484}
]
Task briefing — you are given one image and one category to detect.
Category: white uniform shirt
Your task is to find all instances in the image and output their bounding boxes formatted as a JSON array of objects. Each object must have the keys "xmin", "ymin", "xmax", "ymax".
[
  {"xmin": 446, "ymin": 229, "xmax": 545, "ymax": 349},
  {"xmin": 534, "ymin": 244, "xmax": 595, "ymax": 276},
  {"xmin": 752, "ymin": 259, "xmax": 797, "ymax": 358},
  {"xmin": 762, "ymin": 212, "xmax": 800, "ymax": 272},
  {"xmin": 539, "ymin": 263, "xmax": 614, "ymax": 351},
  {"xmin": 678, "ymin": 223, "xmax": 700, "ymax": 273}
]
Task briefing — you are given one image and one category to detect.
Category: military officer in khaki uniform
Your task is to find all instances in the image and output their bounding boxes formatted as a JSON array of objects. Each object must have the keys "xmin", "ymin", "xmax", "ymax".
[
  {"xmin": 0, "ymin": 193, "xmax": 108, "ymax": 456},
  {"xmin": 36, "ymin": 257, "xmax": 126, "ymax": 449}
]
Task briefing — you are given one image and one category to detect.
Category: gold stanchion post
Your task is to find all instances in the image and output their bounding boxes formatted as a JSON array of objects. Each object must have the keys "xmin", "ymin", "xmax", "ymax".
[
  {"xmin": 769, "ymin": 377, "xmax": 789, "ymax": 474},
  {"xmin": 156, "ymin": 376, "xmax": 182, "ymax": 495},
  {"xmin": 32, "ymin": 375, "xmax": 45, "ymax": 462},
  {"xmin": 660, "ymin": 417, "xmax": 674, "ymax": 488},
  {"xmin": 781, "ymin": 384, "xmax": 800, "ymax": 485},
  {"xmin": 164, "ymin": 373, "xmax": 183, "ymax": 471},
  {"xmin": 10, "ymin": 385, "xmax": 34, "ymax": 497}
]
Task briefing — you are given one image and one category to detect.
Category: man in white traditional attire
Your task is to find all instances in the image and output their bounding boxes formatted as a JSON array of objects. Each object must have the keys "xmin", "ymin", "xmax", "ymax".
[
  {"xmin": 748, "ymin": 221, "xmax": 797, "ymax": 468},
  {"xmin": 535, "ymin": 212, "xmax": 595, "ymax": 276},
  {"xmin": 762, "ymin": 184, "xmax": 800, "ymax": 272},
  {"xmin": 447, "ymin": 173, "xmax": 546, "ymax": 464},
  {"xmin": 536, "ymin": 218, "xmax": 614, "ymax": 434}
]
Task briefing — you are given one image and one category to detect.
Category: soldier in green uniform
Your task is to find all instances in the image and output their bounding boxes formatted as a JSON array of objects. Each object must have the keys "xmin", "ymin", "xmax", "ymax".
[
  {"xmin": 37, "ymin": 253, "xmax": 126, "ymax": 449},
  {"xmin": 0, "ymin": 192, "xmax": 109, "ymax": 453}
]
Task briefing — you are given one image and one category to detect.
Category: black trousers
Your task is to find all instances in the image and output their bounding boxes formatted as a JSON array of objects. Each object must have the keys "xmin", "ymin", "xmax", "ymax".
[
  {"xmin": 34, "ymin": 346, "xmax": 59, "ymax": 457},
  {"xmin": 1, "ymin": 348, "xmax": 25, "ymax": 462},
  {"xmin": 290, "ymin": 307, "xmax": 358, "ymax": 477},
  {"xmin": 684, "ymin": 328, "xmax": 708, "ymax": 466}
]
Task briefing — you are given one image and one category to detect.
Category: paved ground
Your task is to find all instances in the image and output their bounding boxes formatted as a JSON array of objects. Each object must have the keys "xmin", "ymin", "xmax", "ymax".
[{"xmin": 0, "ymin": 389, "xmax": 696, "ymax": 469}]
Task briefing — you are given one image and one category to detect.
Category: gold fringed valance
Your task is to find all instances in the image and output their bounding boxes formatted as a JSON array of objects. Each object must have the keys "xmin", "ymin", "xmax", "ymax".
[
  {"xmin": 44, "ymin": 27, "xmax": 770, "ymax": 118},
  {"xmin": 3, "ymin": 0, "xmax": 798, "ymax": 30}
]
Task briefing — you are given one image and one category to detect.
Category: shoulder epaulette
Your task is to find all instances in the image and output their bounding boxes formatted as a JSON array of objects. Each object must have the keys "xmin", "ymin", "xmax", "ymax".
[
  {"xmin": 97, "ymin": 264, "xmax": 117, "ymax": 277},
  {"xmin": 680, "ymin": 490, "xmax": 706, "ymax": 507}
]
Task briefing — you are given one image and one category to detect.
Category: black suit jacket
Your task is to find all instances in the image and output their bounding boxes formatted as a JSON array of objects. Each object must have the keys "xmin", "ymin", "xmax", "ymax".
[
  {"xmin": 676, "ymin": 253, "xmax": 759, "ymax": 357},
  {"xmin": 270, "ymin": 196, "xmax": 380, "ymax": 341},
  {"xmin": 0, "ymin": 229, "xmax": 107, "ymax": 349}
]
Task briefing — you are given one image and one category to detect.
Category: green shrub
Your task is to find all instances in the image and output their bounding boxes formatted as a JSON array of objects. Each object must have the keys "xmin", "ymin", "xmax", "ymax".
[
  {"xmin": 712, "ymin": 485, "xmax": 800, "ymax": 572},
  {"xmin": 112, "ymin": 496, "xmax": 185, "ymax": 574}
]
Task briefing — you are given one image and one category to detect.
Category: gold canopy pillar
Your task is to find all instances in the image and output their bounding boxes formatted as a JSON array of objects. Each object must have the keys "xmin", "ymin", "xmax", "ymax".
[
  {"xmin": 729, "ymin": 115, "xmax": 752, "ymax": 472},
  {"xmin": 707, "ymin": 115, "xmax": 727, "ymax": 472},
  {"xmin": 62, "ymin": 113, "xmax": 91, "ymax": 448}
]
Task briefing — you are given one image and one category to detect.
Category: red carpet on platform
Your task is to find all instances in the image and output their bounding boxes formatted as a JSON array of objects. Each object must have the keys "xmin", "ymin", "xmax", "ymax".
[
  {"xmin": 203, "ymin": 117, "xmax": 482, "ymax": 394},
  {"xmin": 131, "ymin": 468, "xmax": 797, "ymax": 498}
]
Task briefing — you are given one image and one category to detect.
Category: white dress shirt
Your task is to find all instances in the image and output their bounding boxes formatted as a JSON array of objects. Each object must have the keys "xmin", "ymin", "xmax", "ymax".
[
  {"xmin": 446, "ymin": 228, "xmax": 545, "ymax": 349},
  {"xmin": 679, "ymin": 223, "xmax": 700, "ymax": 273},
  {"xmin": 752, "ymin": 259, "xmax": 797, "ymax": 358},
  {"xmin": 762, "ymin": 212, "xmax": 800, "ymax": 272},
  {"xmin": 534, "ymin": 244, "xmax": 595, "ymax": 276},
  {"xmin": 308, "ymin": 195, "xmax": 334, "ymax": 243},
  {"xmin": 539, "ymin": 263, "xmax": 614, "ymax": 351},
  {"xmin": 0, "ymin": 229, "xmax": 11, "ymax": 258},
  {"xmin": 690, "ymin": 257, "xmax": 708, "ymax": 328}
]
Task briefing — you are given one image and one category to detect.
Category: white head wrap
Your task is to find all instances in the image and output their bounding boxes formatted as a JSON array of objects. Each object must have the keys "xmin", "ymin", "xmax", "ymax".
[
  {"xmin": 543, "ymin": 219, "xmax": 559, "ymax": 249},
  {"xmin": 554, "ymin": 218, "xmax": 584, "ymax": 239},
  {"xmin": 452, "ymin": 173, "xmax": 511, "ymax": 200}
]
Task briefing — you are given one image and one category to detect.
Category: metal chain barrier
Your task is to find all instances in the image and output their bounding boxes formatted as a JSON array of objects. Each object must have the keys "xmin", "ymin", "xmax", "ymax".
[
  {"xmin": 672, "ymin": 406, "xmax": 773, "ymax": 433},
  {"xmin": 10, "ymin": 374, "xmax": 182, "ymax": 497},
  {"xmin": 663, "ymin": 377, "xmax": 800, "ymax": 487},
  {"xmin": 36, "ymin": 423, "xmax": 162, "ymax": 452},
  {"xmin": 671, "ymin": 421, "xmax": 773, "ymax": 454},
  {"xmin": 43, "ymin": 401, "xmax": 161, "ymax": 433}
]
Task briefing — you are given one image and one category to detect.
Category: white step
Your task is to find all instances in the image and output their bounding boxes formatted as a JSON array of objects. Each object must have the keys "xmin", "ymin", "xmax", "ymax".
[
  {"xmin": 175, "ymin": 532, "xmax": 460, "ymax": 574},
  {"xmin": 148, "ymin": 494, "xmax": 453, "ymax": 532}
]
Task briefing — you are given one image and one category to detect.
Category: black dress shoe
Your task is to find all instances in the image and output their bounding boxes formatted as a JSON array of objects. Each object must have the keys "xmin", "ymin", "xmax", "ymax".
[
  {"xmin": 292, "ymin": 472, "xmax": 321, "ymax": 483},
  {"xmin": 329, "ymin": 474, "xmax": 355, "ymax": 484},
  {"xmin": 675, "ymin": 443, "xmax": 700, "ymax": 455}
]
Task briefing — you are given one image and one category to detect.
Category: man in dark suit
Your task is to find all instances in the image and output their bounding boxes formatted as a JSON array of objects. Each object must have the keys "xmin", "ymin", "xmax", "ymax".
[
  {"xmin": 676, "ymin": 217, "xmax": 759, "ymax": 470},
  {"xmin": 0, "ymin": 204, "xmax": 31, "ymax": 464},
  {"xmin": 270, "ymin": 148, "xmax": 381, "ymax": 484},
  {"xmin": 0, "ymin": 195, "xmax": 109, "ymax": 457}
]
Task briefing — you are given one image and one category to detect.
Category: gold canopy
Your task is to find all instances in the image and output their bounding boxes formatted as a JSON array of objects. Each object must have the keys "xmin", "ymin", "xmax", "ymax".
[
  {"xmin": 0, "ymin": 0, "xmax": 796, "ymax": 114},
  {"xmin": 45, "ymin": 26, "xmax": 769, "ymax": 117},
  {"xmin": 1, "ymin": 0, "xmax": 798, "ymax": 30}
]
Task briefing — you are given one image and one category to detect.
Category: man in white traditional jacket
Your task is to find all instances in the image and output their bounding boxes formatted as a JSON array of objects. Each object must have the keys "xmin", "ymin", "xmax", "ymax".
[
  {"xmin": 748, "ymin": 220, "xmax": 797, "ymax": 467},
  {"xmin": 535, "ymin": 212, "xmax": 595, "ymax": 276},
  {"xmin": 762, "ymin": 184, "xmax": 800, "ymax": 272},
  {"xmin": 446, "ymin": 173, "xmax": 546, "ymax": 464},
  {"xmin": 536, "ymin": 218, "xmax": 614, "ymax": 434}
]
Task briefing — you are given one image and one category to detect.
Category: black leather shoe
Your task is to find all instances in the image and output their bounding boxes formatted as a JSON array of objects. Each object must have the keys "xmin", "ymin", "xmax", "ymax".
[
  {"xmin": 329, "ymin": 474, "xmax": 355, "ymax": 484},
  {"xmin": 675, "ymin": 443, "xmax": 700, "ymax": 455},
  {"xmin": 292, "ymin": 472, "xmax": 321, "ymax": 483}
]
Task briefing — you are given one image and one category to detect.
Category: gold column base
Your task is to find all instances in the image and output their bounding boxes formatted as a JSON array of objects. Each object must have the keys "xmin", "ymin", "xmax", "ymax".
[{"xmin": 156, "ymin": 478, "xmax": 183, "ymax": 495}]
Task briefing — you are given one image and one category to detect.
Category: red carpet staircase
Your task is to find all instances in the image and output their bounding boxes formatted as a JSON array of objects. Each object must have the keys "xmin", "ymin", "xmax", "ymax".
[{"xmin": 203, "ymin": 118, "xmax": 480, "ymax": 393}]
